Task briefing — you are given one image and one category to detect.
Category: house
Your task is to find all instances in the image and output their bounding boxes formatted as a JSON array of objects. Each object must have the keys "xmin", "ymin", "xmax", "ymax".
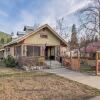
[
  {"xmin": 80, "ymin": 41, "xmax": 100, "ymax": 59},
  {"xmin": 4, "ymin": 24, "xmax": 67, "ymax": 67}
]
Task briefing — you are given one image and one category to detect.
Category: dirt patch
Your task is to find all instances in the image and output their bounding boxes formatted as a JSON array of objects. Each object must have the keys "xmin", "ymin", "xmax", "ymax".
[{"xmin": 0, "ymin": 71, "xmax": 99, "ymax": 100}]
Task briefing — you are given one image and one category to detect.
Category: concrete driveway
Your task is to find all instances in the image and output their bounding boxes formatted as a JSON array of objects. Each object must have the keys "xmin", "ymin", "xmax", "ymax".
[{"xmin": 42, "ymin": 68, "xmax": 100, "ymax": 90}]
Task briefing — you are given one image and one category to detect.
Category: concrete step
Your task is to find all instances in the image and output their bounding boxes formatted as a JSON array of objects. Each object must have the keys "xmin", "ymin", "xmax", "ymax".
[{"xmin": 45, "ymin": 60, "xmax": 64, "ymax": 69}]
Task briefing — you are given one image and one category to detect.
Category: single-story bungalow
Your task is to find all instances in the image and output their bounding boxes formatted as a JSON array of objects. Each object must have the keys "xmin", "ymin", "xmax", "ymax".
[{"xmin": 4, "ymin": 24, "xmax": 67, "ymax": 67}]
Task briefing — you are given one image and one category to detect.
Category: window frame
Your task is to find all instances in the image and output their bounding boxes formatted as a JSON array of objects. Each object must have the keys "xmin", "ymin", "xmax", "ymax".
[
  {"xmin": 40, "ymin": 32, "xmax": 48, "ymax": 38},
  {"xmin": 26, "ymin": 45, "xmax": 41, "ymax": 57},
  {"xmin": 34, "ymin": 46, "xmax": 40, "ymax": 57},
  {"xmin": 15, "ymin": 45, "xmax": 21, "ymax": 57}
]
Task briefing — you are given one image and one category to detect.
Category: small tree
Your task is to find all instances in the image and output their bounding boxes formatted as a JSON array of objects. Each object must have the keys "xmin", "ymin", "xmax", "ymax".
[
  {"xmin": 56, "ymin": 18, "xmax": 69, "ymax": 41},
  {"xmin": 7, "ymin": 38, "xmax": 12, "ymax": 43},
  {"xmin": 0, "ymin": 38, "xmax": 4, "ymax": 44},
  {"xmin": 4, "ymin": 55, "xmax": 17, "ymax": 67}
]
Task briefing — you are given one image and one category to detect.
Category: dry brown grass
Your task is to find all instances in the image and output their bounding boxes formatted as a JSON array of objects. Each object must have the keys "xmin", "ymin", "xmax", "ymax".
[{"xmin": 0, "ymin": 67, "xmax": 99, "ymax": 100}]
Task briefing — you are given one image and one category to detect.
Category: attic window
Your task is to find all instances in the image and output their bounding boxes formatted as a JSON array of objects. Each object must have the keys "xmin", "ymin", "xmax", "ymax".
[{"xmin": 40, "ymin": 32, "xmax": 48, "ymax": 38}]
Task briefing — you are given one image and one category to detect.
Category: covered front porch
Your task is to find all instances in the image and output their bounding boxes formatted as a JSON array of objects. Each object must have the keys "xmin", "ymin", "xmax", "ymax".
[
  {"xmin": 15, "ymin": 44, "xmax": 59, "ymax": 59},
  {"xmin": 14, "ymin": 44, "xmax": 60, "ymax": 67},
  {"xmin": 14, "ymin": 45, "xmax": 60, "ymax": 60}
]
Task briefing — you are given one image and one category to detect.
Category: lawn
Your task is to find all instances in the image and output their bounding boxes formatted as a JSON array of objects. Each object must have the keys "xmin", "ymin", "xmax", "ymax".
[{"xmin": 0, "ymin": 67, "xmax": 99, "ymax": 100}]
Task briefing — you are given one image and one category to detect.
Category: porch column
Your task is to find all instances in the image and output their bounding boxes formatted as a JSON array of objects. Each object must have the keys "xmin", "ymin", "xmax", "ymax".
[
  {"xmin": 55, "ymin": 46, "xmax": 60, "ymax": 60},
  {"xmin": 55, "ymin": 46, "xmax": 57, "ymax": 60},
  {"xmin": 41, "ymin": 45, "xmax": 45, "ymax": 57},
  {"xmin": 21, "ymin": 45, "xmax": 23, "ymax": 56},
  {"xmin": 22, "ymin": 45, "xmax": 27, "ymax": 56}
]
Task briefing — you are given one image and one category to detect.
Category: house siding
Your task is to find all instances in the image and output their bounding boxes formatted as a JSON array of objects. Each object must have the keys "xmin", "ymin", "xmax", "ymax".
[
  {"xmin": 23, "ymin": 28, "xmax": 60, "ymax": 45},
  {"xmin": 10, "ymin": 46, "xmax": 15, "ymax": 57},
  {"xmin": 4, "ymin": 46, "xmax": 15, "ymax": 58}
]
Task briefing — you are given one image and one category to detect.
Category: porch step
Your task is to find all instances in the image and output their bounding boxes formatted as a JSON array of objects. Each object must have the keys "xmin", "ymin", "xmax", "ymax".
[{"xmin": 45, "ymin": 60, "xmax": 64, "ymax": 69}]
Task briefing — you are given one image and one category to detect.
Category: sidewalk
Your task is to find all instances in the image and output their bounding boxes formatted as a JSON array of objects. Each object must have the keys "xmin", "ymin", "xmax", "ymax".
[
  {"xmin": 89, "ymin": 96, "xmax": 100, "ymax": 100},
  {"xmin": 42, "ymin": 68, "xmax": 100, "ymax": 100},
  {"xmin": 42, "ymin": 68, "xmax": 100, "ymax": 90}
]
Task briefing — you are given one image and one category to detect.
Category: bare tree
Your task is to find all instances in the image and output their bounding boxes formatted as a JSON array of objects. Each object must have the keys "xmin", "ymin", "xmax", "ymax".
[
  {"xmin": 79, "ymin": 0, "xmax": 100, "ymax": 38},
  {"xmin": 77, "ymin": 0, "xmax": 100, "ymax": 55},
  {"xmin": 56, "ymin": 18, "xmax": 69, "ymax": 41}
]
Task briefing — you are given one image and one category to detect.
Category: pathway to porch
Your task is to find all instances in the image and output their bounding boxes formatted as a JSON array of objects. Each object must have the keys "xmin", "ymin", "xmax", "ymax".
[{"xmin": 42, "ymin": 68, "xmax": 100, "ymax": 90}]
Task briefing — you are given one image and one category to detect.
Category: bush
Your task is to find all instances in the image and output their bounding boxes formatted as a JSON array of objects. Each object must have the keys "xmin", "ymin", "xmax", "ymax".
[{"xmin": 4, "ymin": 55, "xmax": 17, "ymax": 67}]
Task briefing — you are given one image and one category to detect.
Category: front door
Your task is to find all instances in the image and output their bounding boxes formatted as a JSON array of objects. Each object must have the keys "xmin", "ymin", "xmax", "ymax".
[{"xmin": 45, "ymin": 46, "xmax": 55, "ymax": 60}]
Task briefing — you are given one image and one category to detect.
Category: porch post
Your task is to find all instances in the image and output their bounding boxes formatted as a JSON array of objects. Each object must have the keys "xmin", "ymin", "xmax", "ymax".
[
  {"xmin": 96, "ymin": 51, "xmax": 100, "ymax": 75},
  {"xmin": 55, "ymin": 46, "xmax": 57, "ymax": 60},
  {"xmin": 41, "ymin": 45, "xmax": 45, "ymax": 57},
  {"xmin": 24, "ymin": 45, "xmax": 27, "ymax": 56},
  {"xmin": 22, "ymin": 45, "xmax": 27, "ymax": 56},
  {"xmin": 21, "ymin": 45, "xmax": 23, "ymax": 56}
]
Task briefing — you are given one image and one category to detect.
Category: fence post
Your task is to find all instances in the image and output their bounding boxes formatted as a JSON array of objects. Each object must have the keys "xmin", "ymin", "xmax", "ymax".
[
  {"xmin": 78, "ymin": 51, "xmax": 80, "ymax": 71},
  {"xmin": 96, "ymin": 51, "xmax": 98, "ymax": 75},
  {"xmin": 70, "ymin": 51, "xmax": 72, "ymax": 69},
  {"xmin": 96, "ymin": 51, "xmax": 100, "ymax": 75}
]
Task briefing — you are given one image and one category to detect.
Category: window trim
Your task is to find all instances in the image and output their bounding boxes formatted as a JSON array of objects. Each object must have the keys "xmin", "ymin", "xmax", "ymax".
[
  {"xmin": 26, "ymin": 45, "xmax": 41, "ymax": 57},
  {"xmin": 40, "ymin": 32, "xmax": 48, "ymax": 38}
]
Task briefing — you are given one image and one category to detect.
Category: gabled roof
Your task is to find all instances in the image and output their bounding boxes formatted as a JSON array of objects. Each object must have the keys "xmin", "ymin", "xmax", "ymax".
[{"xmin": 4, "ymin": 24, "xmax": 67, "ymax": 46}]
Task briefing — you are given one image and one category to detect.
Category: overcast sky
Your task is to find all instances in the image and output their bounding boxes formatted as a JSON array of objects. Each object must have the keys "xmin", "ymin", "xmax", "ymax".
[{"xmin": 0, "ymin": 0, "xmax": 91, "ymax": 34}]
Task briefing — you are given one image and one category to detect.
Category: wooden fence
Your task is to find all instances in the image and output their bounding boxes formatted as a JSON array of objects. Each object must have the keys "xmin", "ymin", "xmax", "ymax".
[
  {"xmin": 63, "ymin": 50, "xmax": 100, "ymax": 75},
  {"xmin": 63, "ymin": 51, "xmax": 80, "ymax": 71},
  {"xmin": 70, "ymin": 51, "xmax": 80, "ymax": 71},
  {"xmin": 96, "ymin": 51, "xmax": 100, "ymax": 75}
]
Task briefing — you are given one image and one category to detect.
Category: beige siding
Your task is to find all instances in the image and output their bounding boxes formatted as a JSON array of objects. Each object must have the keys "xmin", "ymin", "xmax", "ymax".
[
  {"xmin": 10, "ymin": 46, "xmax": 15, "ymax": 57},
  {"xmin": 23, "ymin": 28, "xmax": 60, "ymax": 45},
  {"xmin": 4, "ymin": 46, "xmax": 15, "ymax": 58}
]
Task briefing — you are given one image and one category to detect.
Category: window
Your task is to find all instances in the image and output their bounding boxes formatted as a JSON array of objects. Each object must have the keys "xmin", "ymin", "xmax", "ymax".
[
  {"xmin": 6, "ymin": 47, "xmax": 10, "ymax": 55},
  {"xmin": 15, "ymin": 46, "xmax": 21, "ymax": 56},
  {"xmin": 26, "ymin": 46, "xmax": 40, "ymax": 57},
  {"xmin": 40, "ymin": 32, "xmax": 48, "ymax": 38},
  {"xmin": 27, "ymin": 46, "xmax": 33, "ymax": 57},
  {"xmin": 40, "ymin": 34, "xmax": 47, "ymax": 38},
  {"xmin": 23, "ymin": 45, "xmax": 26, "ymax": 56},
  {"xmin": 34, "ymin": 46, "xmax": 40, "ymax": 56},
  {"xmin": 6, "ymin": 48, "xmax": 10, "ymax": 52}
]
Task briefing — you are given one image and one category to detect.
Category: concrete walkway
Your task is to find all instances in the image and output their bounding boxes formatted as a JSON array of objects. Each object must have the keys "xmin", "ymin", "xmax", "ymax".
[
  {"xmin": 42, "ymin": 68, "xmax": 100, "ymax": 100},
  {"xmin": 42, "ymin": 68, "xmax": 100, "ymax": 90},
  {"xmin": 90, "ymin": 96, "xmax": 100, "ymax": 100}
]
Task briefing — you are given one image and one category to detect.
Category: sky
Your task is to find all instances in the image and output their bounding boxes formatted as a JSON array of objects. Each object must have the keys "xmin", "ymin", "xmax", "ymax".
[{"xmin": 0, "ymin": 0, "xmax": 91, "ymax": 34}]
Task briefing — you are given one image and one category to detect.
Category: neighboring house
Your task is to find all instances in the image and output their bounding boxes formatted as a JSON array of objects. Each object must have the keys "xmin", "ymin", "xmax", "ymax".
[
  {"xmin": 4, "ymin": 24, "xmax": 67, "ymax": 66},
  {"xmin": 17, "ymin": 31, "xmax": 26, "ymax": 38},
  {"xmin": 80, "ymin": 41, "xmax": 100, "ymax": 59}
]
